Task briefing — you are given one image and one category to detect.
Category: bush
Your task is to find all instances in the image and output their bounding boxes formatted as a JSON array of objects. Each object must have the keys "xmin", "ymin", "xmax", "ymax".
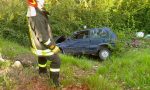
[
  {"xmin": 0, "ymin": 0, "xmax": 150, "ymax": 45},
  {"xmin": 0, "ymin": 0, "xmax": 28, "ymax": 46}
]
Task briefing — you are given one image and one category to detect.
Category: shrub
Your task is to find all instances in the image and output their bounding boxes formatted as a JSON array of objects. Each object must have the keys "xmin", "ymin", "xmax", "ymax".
[{"xmin": 0, "ymin": 0, "xmax": 150, "ymax": 45}]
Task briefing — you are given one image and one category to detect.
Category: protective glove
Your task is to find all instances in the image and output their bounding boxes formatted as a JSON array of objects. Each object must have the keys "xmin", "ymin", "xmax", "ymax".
[{"xmin": 49, "ymin": 45, "xmax": 60, "ymax": 54}]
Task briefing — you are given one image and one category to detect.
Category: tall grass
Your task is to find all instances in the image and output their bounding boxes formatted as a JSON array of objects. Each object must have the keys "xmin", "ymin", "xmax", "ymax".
[
  {"xmin": 98, "ymin": 48, "xmax": 150, "ymax": 90},
  {"xmin": 60, "ymin": 55, "xmax": 95, "ymax": 70},
  {"xmin": 82, "ymin": 75, "xmax": 122, "ymax": 90}
]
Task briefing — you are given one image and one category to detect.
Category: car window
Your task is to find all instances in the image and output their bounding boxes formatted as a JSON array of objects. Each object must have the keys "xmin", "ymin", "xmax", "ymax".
[
  {"xmin": 72, "ymin": 30, "xmax": 89, "ymax": 39},
  {"xmin": 98, "ymin": 29, "xmax": 109, "ymax": 38},
  {"xmin": 90, "ymin": 30, "xmax": 98, "ymax": 38},
  {"xmin": 90, "ymin": 29, "xmax": 108, "ymax": 38}
]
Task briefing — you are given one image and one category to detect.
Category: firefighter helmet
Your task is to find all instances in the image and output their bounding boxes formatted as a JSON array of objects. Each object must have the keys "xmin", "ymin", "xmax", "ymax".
[{"xmin": 27, "ymin": 0, "xmax": 37, "ymax": 7}]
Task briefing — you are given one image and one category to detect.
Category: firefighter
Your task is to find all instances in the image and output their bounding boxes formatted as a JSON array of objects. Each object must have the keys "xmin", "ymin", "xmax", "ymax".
[{"xmin": 26, "ymin": 0, "xmax": 61, "ymax": 86}]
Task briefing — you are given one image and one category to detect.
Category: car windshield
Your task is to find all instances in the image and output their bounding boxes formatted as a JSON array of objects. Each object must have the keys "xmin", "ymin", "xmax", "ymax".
[{"xmin": 71, "ymin": 30, "xmax": 89, "ymax": 39}]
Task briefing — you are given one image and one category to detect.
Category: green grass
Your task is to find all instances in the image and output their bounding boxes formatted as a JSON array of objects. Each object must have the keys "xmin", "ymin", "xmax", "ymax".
[
  {"xmin": 60, "ymin": 55, "xmax": 96, "ymax": 70},
  {"xmin": 98, "ymin": 49, "xmax": 150, "ymax": 90},
  {"xmin": 0, "ymin": 38, "xmax": 31, "ymax": 59},
  {"xmin": 0, "ymin": 61, "xmax": 11, "ymax": 69},
  {"xmin": 81, "ymin": 75, "xmax": 121, "ymax": 90},
  {"xmin": 0, "ymin": 39, "xmax": 150, "ymax": 90}
]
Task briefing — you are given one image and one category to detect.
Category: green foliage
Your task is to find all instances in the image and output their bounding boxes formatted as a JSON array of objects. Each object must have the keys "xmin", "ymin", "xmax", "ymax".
[
  {"xmin": 82, "ymin": 75, "xmax": 121, "ymax": 90},
  {"xmin": 0, "ymin": 0, "xmax": 150, "ymax": 45},
  {"xmin": 0, "ymin": 61, "xmax": 11, "ymax": 69},
  {"xmin": 3, "ymin": 75, "xmax": 14, "ymax": 90},
  {"xmin": 60, "ymin": 55, "xmax": 94, "ymax": 70},
  {"xmin": 0, "ymin": 38, "xmax": 31, "ymax": 59},
  {"xmin": 0, "ymin": 0, "xmax": 29, "ymax": 46},
  {"xmin": 98, "ymin": 48, "xmax": 150, "ymax": 90}
]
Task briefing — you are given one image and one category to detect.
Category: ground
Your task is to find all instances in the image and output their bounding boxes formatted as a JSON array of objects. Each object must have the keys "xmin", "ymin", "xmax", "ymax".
[
  {"xmin": 0, "ymin": 54, "xmax": 97, "ymax": 90},
  {"xmin": 0, "ymin": 38, "xmax": 150, "ymax": 90}
]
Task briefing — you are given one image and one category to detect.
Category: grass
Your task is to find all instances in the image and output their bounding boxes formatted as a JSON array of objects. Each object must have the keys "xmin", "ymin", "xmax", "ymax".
[
  {"xmin": 60, "ymin": 55, "xmax": 96, "ymax": 70},
  {"xmin": 80, "ymin": 74, "xmax": 122, "ymax": 90},
  {"xmin": 0, "ymin": 61, "xmax": 11, "ymax": 69},
  {"xmin": 0, "ymin": 39, "xmax": 150, "ymax": 90},
  {"xmin": 0, "ymin": 38, "xmax": 31, "ymax": 59},
  {"xmin": 98, "ymin": 49, "xmax": 150, "ymax": 90}
]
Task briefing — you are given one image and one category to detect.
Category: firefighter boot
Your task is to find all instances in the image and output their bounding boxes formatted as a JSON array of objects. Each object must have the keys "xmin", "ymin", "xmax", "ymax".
[
  {"xmin": 39, "ymin": 67, "xmax": 47, "ymax": 74},
  {"xmin": 50, "ymin": 72, "xmax": 60, "ymax": 87}
]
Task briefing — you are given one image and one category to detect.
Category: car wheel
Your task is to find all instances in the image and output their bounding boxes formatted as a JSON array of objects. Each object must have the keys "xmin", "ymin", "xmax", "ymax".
[{"xmin": 98, "ymin": 47, "xmax": 110, "ymax": 60}]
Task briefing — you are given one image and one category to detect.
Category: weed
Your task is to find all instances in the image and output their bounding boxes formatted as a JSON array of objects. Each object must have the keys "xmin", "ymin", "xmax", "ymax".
[
  {"xmin": 81, "ymin": 75, "xmax": 121, "ymax": 90},
  {"xmin": 0, "ymin": 61, "xmax": 11, "ymax": 69},
  {"xmin": 61, "ymin": 55, "xmax": 93, "ymax": 70},
  {"xmin": 3, "ymin": 75, "xmax": 14, "ymax": 90},
  {"xmin": 0, "ymin": 38, "xmax": 31, "ymax": 59},
  {"xmin": 98, "ymin": 48, "xmax": 150, "ymax": 90}
]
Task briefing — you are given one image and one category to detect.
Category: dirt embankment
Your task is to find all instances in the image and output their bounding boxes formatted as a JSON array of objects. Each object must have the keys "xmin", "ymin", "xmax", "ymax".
[{"xmin": 1, "ymin": 54, "xmax": 92, "ymax": 90}]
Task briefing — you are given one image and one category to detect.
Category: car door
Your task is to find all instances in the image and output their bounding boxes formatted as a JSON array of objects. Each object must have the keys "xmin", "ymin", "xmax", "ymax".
[
  {"xmin": 65, "ymin": 30, "xmax": 90, "ymax": 54},
  {"xmin": 72, "ymin": 38, "xmax": 90, "ymax": 54},
  {"xmin": 89, "ymin": 28, "xmax": 109, "ymax": 54},
  {"xmin": 61, "ymin": 39, "xmax": 76, "ymax": 53}
]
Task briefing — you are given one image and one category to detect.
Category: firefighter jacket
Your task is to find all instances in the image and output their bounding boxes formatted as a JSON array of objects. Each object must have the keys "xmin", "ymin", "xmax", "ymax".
[{"xmin": 27, "ymin": 0, "xmax": 59, "ymax": 56}]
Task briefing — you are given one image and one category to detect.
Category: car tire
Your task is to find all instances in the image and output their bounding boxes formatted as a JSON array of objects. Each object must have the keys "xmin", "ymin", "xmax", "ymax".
[{"xmin": 98, "ymin": 47, "xmax": 110, "ymax": 60}]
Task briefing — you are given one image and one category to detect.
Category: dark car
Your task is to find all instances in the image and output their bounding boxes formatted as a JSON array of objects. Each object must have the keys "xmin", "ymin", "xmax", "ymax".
[{"xmin": 57, "ymin": 27, "xmax": 117, "ymax": 60}]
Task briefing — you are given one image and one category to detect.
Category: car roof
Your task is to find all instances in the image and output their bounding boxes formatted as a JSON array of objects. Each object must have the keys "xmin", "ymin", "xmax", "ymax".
[{"xmin": 74, "ymin": 29, "xmax": 89, "ymax": 33}]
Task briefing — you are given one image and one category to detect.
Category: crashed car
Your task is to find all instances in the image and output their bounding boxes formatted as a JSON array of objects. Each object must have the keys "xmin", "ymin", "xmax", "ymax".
[{"xmin": 56, "ymin": 27, "xmax": 117, "ymax": 60}]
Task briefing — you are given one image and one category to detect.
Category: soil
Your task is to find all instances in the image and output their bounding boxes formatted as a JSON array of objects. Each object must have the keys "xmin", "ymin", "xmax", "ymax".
[
  {"xmin": 1, "ymin": 54, "xmax": 93, "ymax": 90},
  {"xmin": 16, "ymin": 76, "xmax": 51, "ymax": 90},
  {"xmin": 15, "ymin": 74, "xmax": 90, "ymax": 90},
  {"xmin": 8, "ymin": 67, "xmax": 91, "ymax": 90},
  {"xmin": 14, "ymin": 53, "xmax": 37, "ymax": 67}
]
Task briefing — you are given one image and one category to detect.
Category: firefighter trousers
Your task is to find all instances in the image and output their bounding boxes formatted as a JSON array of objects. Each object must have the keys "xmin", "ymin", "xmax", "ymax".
[{"xmin": 38, "ymin": 54, "xmax": 61, "ymax": 86}]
